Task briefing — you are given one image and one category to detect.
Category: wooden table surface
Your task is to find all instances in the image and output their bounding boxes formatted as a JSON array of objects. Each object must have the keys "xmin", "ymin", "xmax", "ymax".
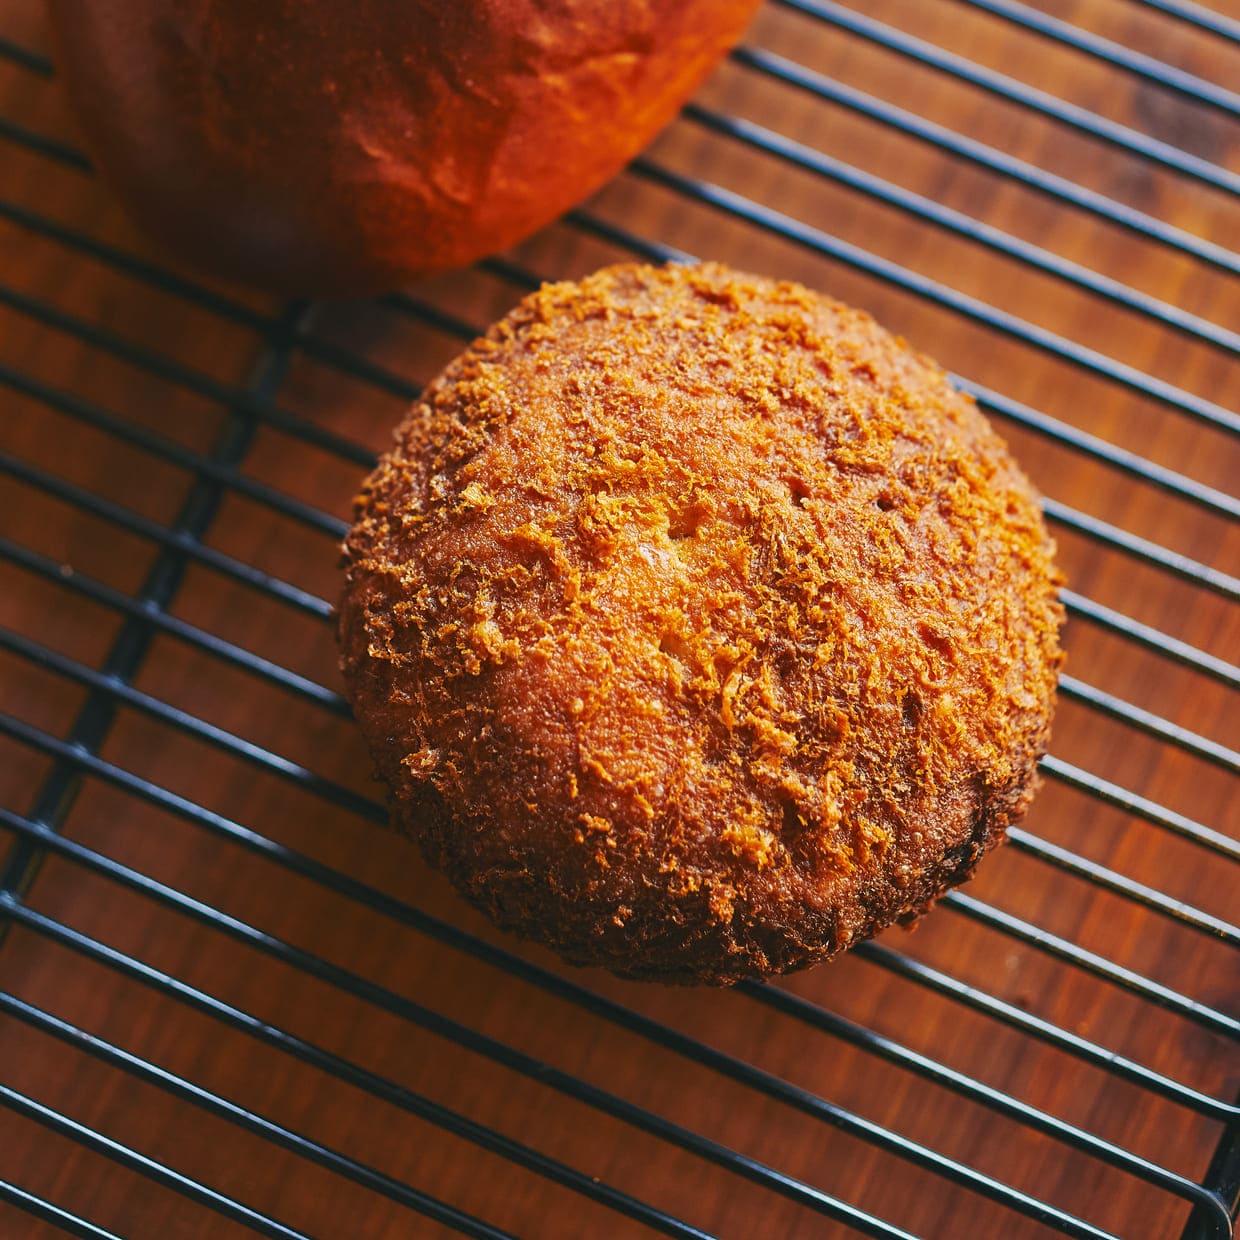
[{"xmin": 0, "ymin": 0, "xmax": 1237, "ymax": 1236}]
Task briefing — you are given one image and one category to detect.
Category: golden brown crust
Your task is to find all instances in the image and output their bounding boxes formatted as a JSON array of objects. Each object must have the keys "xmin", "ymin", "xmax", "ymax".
[
  {"xmin": 339, "ymin": 262, "xmax": 1065, "ymax": 984},
  {"xmin": 47, "ymin": 1, "xmax": 760, "ymax": 294}
]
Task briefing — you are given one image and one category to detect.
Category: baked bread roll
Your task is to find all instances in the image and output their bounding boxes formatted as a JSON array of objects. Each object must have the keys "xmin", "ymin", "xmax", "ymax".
[
  {"xmin": 339, "ymin": 263, "xmax": 1064, "ymax": 984},
  {"xmin": 48, "ymin": 1, "xmax": 760, "ymax": 295}
]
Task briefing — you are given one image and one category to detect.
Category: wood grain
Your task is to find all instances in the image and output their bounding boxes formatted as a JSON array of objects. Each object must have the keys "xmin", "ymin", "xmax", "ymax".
[{"xmin": 0, "ymin": 1, "xmax": 1237, "ymax": 1237}]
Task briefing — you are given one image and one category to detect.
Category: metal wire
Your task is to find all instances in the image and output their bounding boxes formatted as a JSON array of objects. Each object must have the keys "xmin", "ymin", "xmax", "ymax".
[
  {"xmin": 1003, "ymin": 828, "xmax": 1239, "ymax": 945},
  {"xmin": 630, "ymin": 159, "xmax": 1240, "ymax": 436},
  {"xmin": 0, "ymin": 839, "xmax": 919, "ymax": 1240},
  {"xmin": 855, "ymin": 941, "xmax": 1237, "ymax": 1124},
  {"xmin": 6, "ymin": 294, "xmax": 1238, "ymax": 689},
  {"xmin": 0, "ymin": 1086, "xmax": 310, "ymax": 1240},
  {"xmin": 6, "ymin": 374, "xmax": 1232, "ymax": 785},
  {"xmin": 0, "ymin": 538, "xmax": 349, "ymax": 715},
  {"xmin": 742, "ymin": 981, "xmax": 1232, "ymax": 1227},
  {"xmin": 1131, "ymin": 0, "xmax": 1240, "ymax": 43},
  {"xmin": 942, "ymin": 893, "xmax": 1238, "ymax": 1039},
  {"xmin": 8, "ymin": 470, "xmax": 1233, "ymax": 930},
  {"xmin": 0, "ymin": 1181, "xmax": 123, "ymax": 1240},
  {"xmin": 7, "ymin": 519, "xmax": 1232, "ymax": 920},
  {"xmin": 684, "ymin": 103, "xmax": 1240, "ymax": 358},
  {"xmin": 1, "ymin": 906, "xmax": 710, "ymax": 1240},
  {"xmin": 4, "ymin": 611, "xmax": 1234, "ymax": 971},
  {"xmin": 1040, "ymin": 755, "xmax": 1240, "ymax": 863},
  {"xmin": 0, "ymin": 6, "xmax": 1236, "ymax": 1239},
  {"xmin": 0, "ymin": 727, "xmax": 1182, "ymax": 1235},
  {"xmin": 0, "ymin": 364, "xmax": 1230, "ymax": 963},
  {"xmin": 731, "ymin": 45, "xmax": 1240, "ymax": 276},
  {"xmin": 958, "ymin": 0, "xmax": 1240, "ymax": 117},
  {"xmin": 778, "ymin": 0, "xmax": 1240, "ymax": 194},
  {"xmin": 1, "ymin": 274, "xmax": 1232, "ymax": 1021},
  {"xmin": 4, "ymin": 995, "xmax": 528, "ymax": 1240},
  {"xmin": 0, "ymin": 852, "xmax": 1141, "ymax": 1240},
  {"xmin": 7, "ymin": 251, "xmax": 1238, "ymax": 564}
]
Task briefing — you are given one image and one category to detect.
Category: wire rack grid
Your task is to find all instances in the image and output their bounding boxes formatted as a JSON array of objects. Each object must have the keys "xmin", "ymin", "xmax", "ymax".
[{"xmin": 0, "ymin": 0, "xmax": 1237, "ymax": 1237}]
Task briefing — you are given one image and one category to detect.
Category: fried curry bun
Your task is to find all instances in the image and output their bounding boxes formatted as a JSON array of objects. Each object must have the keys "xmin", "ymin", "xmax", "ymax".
[{"xmin": 339, "ymin": 262, "xmax": 1064, "ymax": 984}]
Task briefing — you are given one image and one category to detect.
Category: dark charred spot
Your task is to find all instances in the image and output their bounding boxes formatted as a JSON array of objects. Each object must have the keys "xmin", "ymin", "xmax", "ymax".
[
  {"xmin": 786, "ymin": 477, "xmax": 811, "ymax": 510},
  {"xmin": 668, "ymin": 499, "xmax": 712, "ymax": 540}
]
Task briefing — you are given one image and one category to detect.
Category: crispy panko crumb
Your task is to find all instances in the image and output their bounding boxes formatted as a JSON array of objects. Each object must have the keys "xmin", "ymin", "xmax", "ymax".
[{"xmin": 338, "ymin": 262, "xmax": 1064, "ymax": 984}]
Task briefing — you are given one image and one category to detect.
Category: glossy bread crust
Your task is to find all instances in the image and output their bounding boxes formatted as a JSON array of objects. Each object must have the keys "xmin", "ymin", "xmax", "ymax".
[
  {"xmin": 339, "ymin": 263, "xmax": 1064, "ymax": 984},
  {"xmin": 47, "ymin": 0, "xmax": 760, "ymax": 294}
]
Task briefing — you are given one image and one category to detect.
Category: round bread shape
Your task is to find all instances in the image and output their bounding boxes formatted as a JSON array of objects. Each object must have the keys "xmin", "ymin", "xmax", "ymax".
[
  {"xmin": 339, "ymin": 263, "xmax": 1064, "ymax": 985},
  {"xmin": 48, "ymin": 1, "xmax": 759, "ymax": 295}
]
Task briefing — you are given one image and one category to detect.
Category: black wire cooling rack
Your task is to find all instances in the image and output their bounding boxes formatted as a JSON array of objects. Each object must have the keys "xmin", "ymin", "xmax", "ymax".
[{"xmin": 0, "ymin": 1, "xmax": 1237, "ymax": 1237}]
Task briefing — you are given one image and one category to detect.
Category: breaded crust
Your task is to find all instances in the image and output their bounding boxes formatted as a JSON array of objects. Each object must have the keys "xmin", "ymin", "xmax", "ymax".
[{"xmin": 339, "ymin": 262, "xmax": 1064, "ymax": 984}]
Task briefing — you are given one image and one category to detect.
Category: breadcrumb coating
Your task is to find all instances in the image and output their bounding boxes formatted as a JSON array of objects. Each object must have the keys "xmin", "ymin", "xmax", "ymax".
[{"xmin": 339, "ymin": 262, "xmax": 1064, "ymax": 984}]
